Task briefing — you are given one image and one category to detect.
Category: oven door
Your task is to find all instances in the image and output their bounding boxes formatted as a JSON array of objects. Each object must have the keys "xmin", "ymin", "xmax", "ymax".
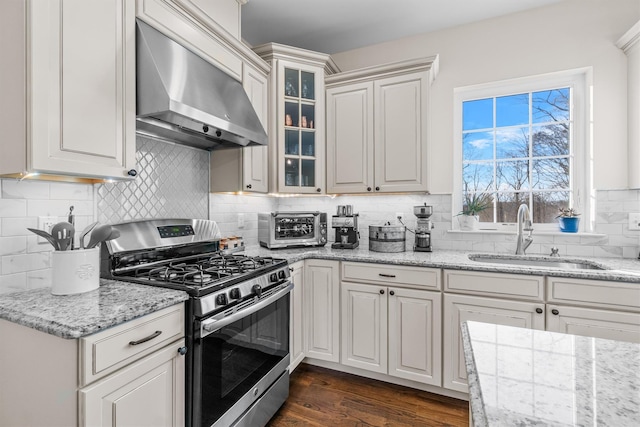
[{"xmin": 193, "ymin": 283, "xmax": 292, "ymax": 427}]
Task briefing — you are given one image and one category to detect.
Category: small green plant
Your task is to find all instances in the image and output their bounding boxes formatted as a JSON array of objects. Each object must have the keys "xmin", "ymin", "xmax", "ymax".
[
  {"xmin": 458, "ymin": 193, "xmax": 492, "ymax": 216},
  {"xmin": 556, "ymin": 207, "xmax": 580, "ymax": 218}
]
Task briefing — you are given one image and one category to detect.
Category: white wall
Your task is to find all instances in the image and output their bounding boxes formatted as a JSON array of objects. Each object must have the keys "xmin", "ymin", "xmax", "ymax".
[{"xmin": 331, "ymin": 0, "xmax": 640, "ymax": 192}]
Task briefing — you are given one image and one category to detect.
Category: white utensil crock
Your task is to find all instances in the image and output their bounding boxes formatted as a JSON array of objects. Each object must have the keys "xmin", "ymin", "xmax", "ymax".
[{"xmin": 51, "ymin": 247, "xmax": 100, "ymax": 295}]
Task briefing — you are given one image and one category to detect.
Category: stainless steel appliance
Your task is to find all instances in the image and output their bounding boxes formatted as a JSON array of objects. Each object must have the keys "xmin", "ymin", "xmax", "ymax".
[
  {"xmin": 331, "ymin": 205, "xmax": 359, "ymax": 249},
  {"xmin": 414, "ymin": 204, "xmax": 434, "ymax": 252},
  {"xmin": 369, "ymin": 223, "xmax": 406, "ymax": 253},
  {"xmin": 258, "ymin": 212, "xmax": 327, "ymax": 249},
  {"xmin": 100, "ymin": 219, "xmax": 291, "ymax": 427}
]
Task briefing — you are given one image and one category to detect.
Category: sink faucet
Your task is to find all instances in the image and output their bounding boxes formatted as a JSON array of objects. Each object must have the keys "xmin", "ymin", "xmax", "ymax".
[{"xmin": 515, "ymin": 203, "xmax": 534, "ymax": 255}]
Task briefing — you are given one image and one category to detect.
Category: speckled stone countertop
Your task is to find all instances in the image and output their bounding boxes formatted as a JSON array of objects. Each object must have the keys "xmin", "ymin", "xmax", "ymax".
[
  {"xmin": 0, "ymin": 279, "xmax": 188, "ymax": 339},
  {"xmin": 242, "ymin": 246, "xmax": 640, "ymax": 283},
  {"xmin": 461, "ymin": 321, "xmax": 640, "ymax": 426}
]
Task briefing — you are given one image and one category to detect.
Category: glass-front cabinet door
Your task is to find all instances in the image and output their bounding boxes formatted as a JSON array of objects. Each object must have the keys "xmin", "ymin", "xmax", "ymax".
[{"xmin": 278, "ymin": 61, "xmax": 325, "ymax": 193}]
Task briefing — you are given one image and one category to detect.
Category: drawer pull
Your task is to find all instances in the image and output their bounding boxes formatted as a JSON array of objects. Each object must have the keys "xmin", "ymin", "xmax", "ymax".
[
  {"xmin": 379, "ymin": 273, "xmax": 396, "ymax": 278},
  {"xmin": 129, "ymin": 330, "xmax": 162, "ymax": 346}
]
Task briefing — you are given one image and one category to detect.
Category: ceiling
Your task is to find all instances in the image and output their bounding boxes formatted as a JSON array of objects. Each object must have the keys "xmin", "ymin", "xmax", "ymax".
[{"xmin": 241, "ymin": 0, "xmax": 565, "ymax": 54}]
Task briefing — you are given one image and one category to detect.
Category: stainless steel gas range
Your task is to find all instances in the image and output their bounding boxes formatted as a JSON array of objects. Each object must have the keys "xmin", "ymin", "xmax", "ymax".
[{"xmin": 100, "ymin": 219, "xmax": 291, "ymax": 427}]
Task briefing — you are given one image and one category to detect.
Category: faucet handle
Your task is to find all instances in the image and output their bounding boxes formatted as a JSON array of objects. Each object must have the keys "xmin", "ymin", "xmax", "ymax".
[{"xmin": 550, "ymin": 247, "xmax": 560, "ymax": 257}]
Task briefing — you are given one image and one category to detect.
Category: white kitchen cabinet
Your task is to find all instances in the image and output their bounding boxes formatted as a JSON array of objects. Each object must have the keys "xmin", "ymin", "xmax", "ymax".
[
  {"xmin": 254, "ymin": 43, "xmax": 339, "ymax": 194},
  {"xmin": 210, "ymin": 62, "xmax": 270, "ymax": 193},
  {"xmin": 326, "ymin": 58, "xmax": 438, "ymax": 193},
  {"xmin": 289, "ymin": 261, "xmax": 305, "ymax": 372},
  {"xmin": 0, "ymin": 303, "xmax": 186, "ymax": 426},
  {"xmin": 0, "ymin": 0, "xmax": 137, "ymax": 181},
  {"xmin": 304, "ymin": 259, "xmax": 340, "ymax": 362},
  {"xmin": 443, "ymin": 294, "xmax": 545, "ymax": 393},
  {"xmin": 340, "ymin": 262, "xmax": 442, "ymax": 386},
  {"xmin": 617, "ymin": 20, "xmax": 640, "ymax": 189},
  {"xmin": 546, "ymin": 304, "xmax": 640, "ymax": 343}
]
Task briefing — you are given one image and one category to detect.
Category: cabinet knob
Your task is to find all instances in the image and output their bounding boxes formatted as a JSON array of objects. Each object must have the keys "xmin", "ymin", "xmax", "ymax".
[
  {"xmin": 389, "ymin": 290, "xmax": 395, "ymax": 296},
  {"xmin": 177, "ymin": 346, "xmax": 188, "ymax": 356},
  {"xmin": 203, "ymin": 125, "xmax": 209, "ymax": 133},
  {"xmin": 316, "ymin": 188, "xmax": 321, "ymax": 192},
  {"xmin": 375, "ymin": 186, "xmax": 380, "ymax": 191},
  {"xmin": 551, "ymin": 309, "xmax": 560, "ymax": 315},
  {"xmin": 367, "ymin": 187, "xmax": 372, "ymax": 192},
  {"xmin": 379, "ymin": 289, "xmax": 385, "ymax": 295},
  {"xmin": 246, "ymin": 184, "xmax": 252, "ymax": 189},
  {"xmin": 535, "ymin": 308, "xmax": 543, "ymax": 314},
  {"xmin": 127, "ymin": 169, "xmax": 137, "ymax": 177}
]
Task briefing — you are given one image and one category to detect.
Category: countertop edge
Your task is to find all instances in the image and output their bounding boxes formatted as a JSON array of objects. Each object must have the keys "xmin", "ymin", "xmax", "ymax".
[{"xmin": 461, "ymin": 321, "xmax": 488, "ymax": 427}]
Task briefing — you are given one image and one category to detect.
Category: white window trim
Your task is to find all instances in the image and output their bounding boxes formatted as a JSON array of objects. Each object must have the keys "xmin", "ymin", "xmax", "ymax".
[{"xmin": 452, "ymin": 68, "xmax": 593, "ymax": 233}]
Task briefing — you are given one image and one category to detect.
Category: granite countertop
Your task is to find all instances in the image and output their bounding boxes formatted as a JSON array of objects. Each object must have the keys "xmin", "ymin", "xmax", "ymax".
[
  {"xmin": 461, "ymin": 321, "xmax": 640, "ymax": 426},
  {"xmin": 0, "ymin": 278, "xmax": 189, "ymax": 339},
  {"xmin": 242, "ymin": 246, "xmax": 640, "ymax": 283}
]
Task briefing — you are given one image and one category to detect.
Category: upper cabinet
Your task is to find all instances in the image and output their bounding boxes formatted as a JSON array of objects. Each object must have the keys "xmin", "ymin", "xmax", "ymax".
[
  {"xmin": 617, "ymin": 21, "xmax": 640, "ymax": 189},
  {"xmin": 326, "ymin": 58, "xmax": 438, "ymax": 194},
  {"xmin": 0, "ymin": 0, "xmax": 137, "ymax": 182},
  {"xmin": 254, "ymin": 43, "xmax": 339, "ymax": 194}
]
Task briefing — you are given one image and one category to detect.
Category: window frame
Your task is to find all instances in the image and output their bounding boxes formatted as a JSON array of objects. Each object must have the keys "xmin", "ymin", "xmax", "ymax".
[{"xmin": 453, "ymin": 68, "xmax": 592, "ymax": 233}]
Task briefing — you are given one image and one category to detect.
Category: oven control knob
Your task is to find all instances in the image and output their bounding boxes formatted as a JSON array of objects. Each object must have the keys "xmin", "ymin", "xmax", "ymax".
[
  {"xmin": 252, "ymin": 284, "xmax": 263, "ymax": 297},
  {"xmin": 269, "ymin": 273, "xmax": 278, "ymax": 283},
  {"xmin": 278, "ymin": 270, "xmax": 286, "ymax": 280},
  {"xmin": 216, "ymin": 293, "xmax": 228, "ymax": 306},
  {"xmin": 229, "ymin": 288, "xmax": 241, "ymax": 299}
]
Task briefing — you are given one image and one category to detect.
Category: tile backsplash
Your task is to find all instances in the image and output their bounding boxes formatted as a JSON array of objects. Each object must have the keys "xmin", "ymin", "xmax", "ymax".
[{"xmin": 1, "ymin": 140, "xmax": 639, "ymax": 294}]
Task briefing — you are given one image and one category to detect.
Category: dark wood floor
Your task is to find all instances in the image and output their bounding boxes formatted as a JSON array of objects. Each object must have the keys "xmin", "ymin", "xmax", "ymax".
[{"xmin": 267, "ymin": 364, "xmax": 469, "ymax": 427}]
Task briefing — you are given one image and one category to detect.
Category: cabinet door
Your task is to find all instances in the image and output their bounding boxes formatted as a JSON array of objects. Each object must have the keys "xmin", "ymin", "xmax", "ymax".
[
  {"xmin": 374, "ymin": 72, "xmax": 428, "ymax": 192},
  {"xmin": 341, "ymin": 282, "xmax": 387, "ymax": 373},
  {"xmin": 277, "ymin": 60, "xmax": 325, "ymax": 194},
  {"xmin": 547, "ymin": 305, "xmax": 640, "ymax": 343},
  {"xmin": 304, "ymin": 260, "xmax": 339, "ymax": 362},
  {"xmin": 388, "ymin": 288, "xmax": 442, "ymax": 386},
  {"xmin": 30, "ymin": 0, "xmax": 136, "ymax": 179},
  {"xmin": 443, "ymin": 294, "xmax": 545, "ymax": 393},
  {"xmin": 326, "ymin": 82, "xmax": 374, "ymax": 193},
  {"xmin": 289, "ymin": 261, "xmax": 305, "ymax": 371},
  {"xmin": 81, "ymin": 339, "xmax": 186, "ymax": 427},
  {"xmin": 242, "ymin": 64, "xmax": 269, "ymax": 193}
]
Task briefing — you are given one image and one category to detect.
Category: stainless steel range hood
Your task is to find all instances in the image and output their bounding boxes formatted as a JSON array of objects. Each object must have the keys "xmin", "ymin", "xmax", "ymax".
[{"xmin": 136, "ymin": 20, "xmax": 267, "ymax": 150}]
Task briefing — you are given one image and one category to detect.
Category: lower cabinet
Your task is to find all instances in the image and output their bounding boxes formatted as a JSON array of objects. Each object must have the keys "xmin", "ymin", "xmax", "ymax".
[
  {"xmin": 546, "ymin": 304, "xmax": 640, "ymax": 343},
  {"xmin": 341, "ymin": 282, "xmax": 442, "ymax": 386},
  {"xmin": 443, "ymin": 294, "xmax": 545, "ymax": 393},
  {"xmin": 304, "ymin": 259, "xmax": 340, "ymax": 362},
  {"xmin": 289, "ymin": 261, "xmax": 305, "ymax": 372}
]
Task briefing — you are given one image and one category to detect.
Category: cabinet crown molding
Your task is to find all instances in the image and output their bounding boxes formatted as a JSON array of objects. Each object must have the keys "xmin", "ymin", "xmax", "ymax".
[
  {"xmin": 252, "ymin": 42, "xmax": 340, "ymax": 75},
  {"xmin": 325, "ymin": 55, "xmax": 439, "ymax": 87}
]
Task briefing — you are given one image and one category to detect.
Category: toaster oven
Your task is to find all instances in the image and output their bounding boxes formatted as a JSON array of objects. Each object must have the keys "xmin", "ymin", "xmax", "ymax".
[{"xmin": 258, "ymin": 212, "xmax": 327, "ymax": 249}]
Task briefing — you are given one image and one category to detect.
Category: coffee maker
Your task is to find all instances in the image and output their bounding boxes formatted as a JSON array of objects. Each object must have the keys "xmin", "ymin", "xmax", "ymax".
[
  {"xmin": 331, "ymin": 205, "xmax": 359, "ymax": 249},
  {"xmin": 414, "ymin": 204, "xmax": 434, "ymax": 252}
]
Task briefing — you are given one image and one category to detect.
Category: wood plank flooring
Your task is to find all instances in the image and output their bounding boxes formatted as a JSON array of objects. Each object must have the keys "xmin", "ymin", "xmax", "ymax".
[{"xmin": 267, "ymin": 364, "xmax": 469, "ymax": 427}]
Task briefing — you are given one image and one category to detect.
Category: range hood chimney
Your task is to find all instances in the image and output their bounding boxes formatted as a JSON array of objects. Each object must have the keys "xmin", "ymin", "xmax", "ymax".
[{"xmin": 136, "ymin": 20, "xmax": 268, "ymax": 150}]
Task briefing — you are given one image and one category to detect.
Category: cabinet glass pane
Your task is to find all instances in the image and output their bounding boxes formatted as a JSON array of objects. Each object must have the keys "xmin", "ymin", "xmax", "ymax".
[
  {"xmin": 301, "ymin": 131, "xmax": 315, "ymax": 156},
  {"xmin": 301, "ymin": 71, "xmax": 314, "ymax": 100},
  {"xmin": 285, "ymin": 130, "xmax": 299, "ymax": 155},
  {"xmin": 301, "ymin": 159, "xmax": 315, "ymax": 187},
  {"xmin": 285, "ymin": 68, "xmax": 299, "ymax": 97},
  {"xmin": 285, "ymin": 102, "xmax": 299, "ymax": 127},
  {"xmin": 300, "ymin": 104, "xmax": 315, "ymax": 129},
  {"xmin": 285, "ymin": 157, "xmax": 299, "ymax": 186}
]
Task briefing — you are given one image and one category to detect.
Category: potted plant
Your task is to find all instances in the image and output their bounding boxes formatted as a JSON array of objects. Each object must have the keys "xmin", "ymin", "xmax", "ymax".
[
  {"xmin": 457, "ymin": 193, "xmax": 491, "ymax": 231},
  {"xmin": 556, "ymin": 207, "xmax": 580, "ymax": 233}
]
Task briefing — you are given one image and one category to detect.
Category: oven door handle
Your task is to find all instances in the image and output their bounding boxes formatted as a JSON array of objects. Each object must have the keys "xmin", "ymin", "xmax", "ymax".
[{"xmin": 201, "ymin": 281, "xmax": 293, "ymax": 336}]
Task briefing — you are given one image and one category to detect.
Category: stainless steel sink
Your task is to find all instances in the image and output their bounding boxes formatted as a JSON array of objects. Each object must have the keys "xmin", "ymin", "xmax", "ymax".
[{"xmin": 468, "ymin": 255, "xmax": 607, "ymax": 270}]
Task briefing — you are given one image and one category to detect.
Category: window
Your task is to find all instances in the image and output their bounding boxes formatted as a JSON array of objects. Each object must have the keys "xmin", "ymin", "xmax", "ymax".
[{"xmin": 453, "ymin": 69, "xmax": 591, "ymax": 231}]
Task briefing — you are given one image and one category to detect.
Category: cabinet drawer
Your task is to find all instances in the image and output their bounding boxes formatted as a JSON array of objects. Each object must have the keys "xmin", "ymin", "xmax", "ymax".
[
  {"xmin": 80, "ymin": 304, "xmax": 185, "ymax": 386},
  {"xmin": 547, "ymin": 277, "xmax": 640, "ymax": 312},
  {"xmin": 342, "ymin": 262, "xmax": 440, "ymax": 290},
  {"xmin": 444, "ymin": 269, "xmax": 544, "ymax": 301}
]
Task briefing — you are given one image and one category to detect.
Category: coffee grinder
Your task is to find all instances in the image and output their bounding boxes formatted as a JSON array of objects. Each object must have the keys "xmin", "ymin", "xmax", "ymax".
[
  {"xmin": 331, "ymin": 205, "xmax": 359, "ymax": 249},
  {"xmin": 414, "ymin": 203, "xmax": 434, "ymax": 252}
]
